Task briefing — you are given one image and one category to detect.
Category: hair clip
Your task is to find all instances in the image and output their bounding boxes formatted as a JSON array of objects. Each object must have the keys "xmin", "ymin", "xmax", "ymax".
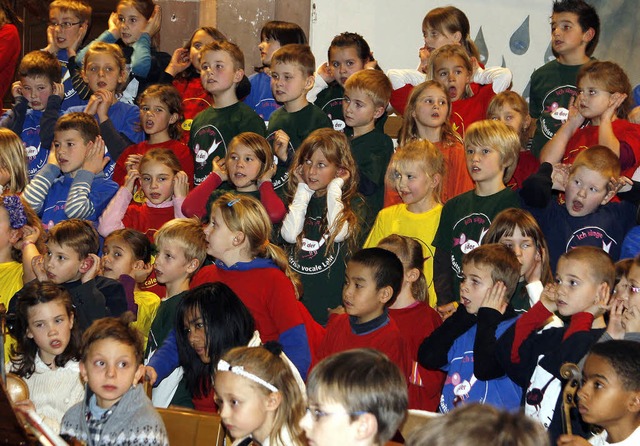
[
  {"xmin": 217, "ymin": 359, "xmax": 278, "ymax": 392},
  {"xmin": 227, "ymin": 198, "xmax": 241, "ymax": 207},
  {"xmin": 3, "ymin": 195, "xmax": 27, "ymax": 229}
]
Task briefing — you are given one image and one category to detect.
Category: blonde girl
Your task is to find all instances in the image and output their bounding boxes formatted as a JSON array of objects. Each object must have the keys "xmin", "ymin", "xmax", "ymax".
[
  {"xmin": 0, "ymin": 128, "xmax": 28, "ymax": 193},
  {"xmin": 10, "ymin": 281, "xmax": 83, "ymax": 433},
  {"xmin": 484, "ymin": 208, "xmax": 552, "ymax": 313},
  {"xmin": 113, "ymin": 84, "xmax": 193, "ymax": 188},
  {"xmin": 214, "ymin": 345, "xmax": 306, "ymax": 445},
  {"xmin": 281, "ymin": 128, "xmax": 364, "ymax": 325},
  {"xmin": 101, "ymin": 228, "xmax": 159, "ymax": 347},
  {"xmin": 540, "ymin": 60, "xmax": 640, "ymax": 176},
  {"xmin": 366, "ymin": 140, "xmax": 444, "ymax": 308},
  {"xmin": 182, "ymin": 132, "xmax": 285, "ymax": 223},
  {"xmin": 377, "ymin": 234, "xmax": 445, "ymax": 411}
]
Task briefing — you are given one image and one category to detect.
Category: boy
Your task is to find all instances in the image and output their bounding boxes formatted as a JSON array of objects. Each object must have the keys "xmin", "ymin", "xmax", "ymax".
[
  {"xmin": 496, "ymin": 246, "xmax": 614, "ymax": 441},
  {"xmin": 44, "ymin": 0, "xmax": 91, "ymax": 111},
  {"xmin": 315, "ymin": 248, "xmax": 409, "ymax": 378},
  {"xmin": 0, "ymin": 50, "xmax": 63, "ymax": 178},
  {"xmin": 302, "ymin": 348, "xmax": 408, "ymax": 446},
  {"xmin": 267, "ymin": 44, "xmax": 332, "ymax": 193},
  {"xmin": 433, "ymin": 120, "xmax": 521, "ymax": 308},
  {"xmin": 22, "ymin": 112, "xmax": 118, "ymax": 229},
  {"xmin": 61, "ymin": 315, "xmax": 168, "ymax": 445},
  {"xmin": 529, "ymin": 0, "xmax": 600, "ymax": 157},
  {"xmin": 557, "ymin": 340, "xmax": 640, "ymax": 446},
  {"xmin": 521, "ymin": 145, "xmax": 638, "ymax": 271},
  {"xmin": 189, "ymin": 41, "xmax": 266, "ymax": 186},
  {"xmin": 343, "ymin": 69, "xmax": 394, "ymax": 217},
  {"xmin": 418, "ymin": 244, "xmax": 522, "ymax": 413},
  {"xmin": 145, "ymin": 218, "xmax": 206, "ymax": 408}
]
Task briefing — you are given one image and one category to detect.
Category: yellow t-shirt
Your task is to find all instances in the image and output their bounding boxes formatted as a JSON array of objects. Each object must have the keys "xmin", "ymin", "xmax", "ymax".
[
  {"xmin": 0, "ymin": 261, "xmax": 23, "ymax": 362},
  {"xmin": 132, "ymin": 290, "xmax": 161, "ymax": 349}
]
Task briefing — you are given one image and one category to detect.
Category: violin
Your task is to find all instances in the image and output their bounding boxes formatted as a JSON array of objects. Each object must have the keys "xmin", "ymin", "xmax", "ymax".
[{"xmin": 560, "ymin": 362, "xmax": 581, "ymax": 435}]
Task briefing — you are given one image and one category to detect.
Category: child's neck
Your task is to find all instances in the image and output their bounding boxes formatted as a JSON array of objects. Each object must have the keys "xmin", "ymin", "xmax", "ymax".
[
  {"xmin": 212, "ymin": 89, "xmax": 239, "ymax": 109},
  {"xmin": 219, "ymin": 245, "xmax": 254, "ymax": 268},
  {"xmin": 235, "ymin": 182, "xmax": 258, "ymax": 193},
  {"xmin": 590, "ymin": 114, "xmax": 616, "ymax": 127},
  {"xmin": 406, "ymin": 193, "xmax": 438, "ymax": 214},
  {"xmin": 251, "ymin": 411, "xmax": 276, "ymax": 445},
  {"xmin": 164, "ymin": 277, "xmax": 190, "ymax": 299},
  {"xmin": 0, "ymin": 245, "xmax": 14, "ymax": 263},
  {"xmin": 475, "ymin": 178, "xmax": 506, "ymax": 197},
  {"xmin": 557, "ymin": 51, "xmax": 590, "ymax": 66},
  {"xmin": 148, "ymin": 131, "xmax": 171, "ymax": 145},
  {"xmin": 389, "ymin": 287, "xmax": 417, "ymax": 310},
  {"xmin": 602, "ymin": 417, "xmax": 640, "ymax": 444},
  {"xmin": 352, "ymin": 121, "xmax": 375, "ymax": 138},
  {"xmin": 284, "ymin": 96, "xmax": 309, "ymax": 114},
  {"xmin": 417, "ymin": 124, "xmax": 442, "ymax": 143}
]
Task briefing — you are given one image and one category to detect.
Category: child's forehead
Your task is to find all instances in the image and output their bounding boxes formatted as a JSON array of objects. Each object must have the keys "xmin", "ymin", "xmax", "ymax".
[
  {"xmin": 86, "ymin": 338, "xmax": 137, "ymax": 359},
  {"xmin": 21, "ymin": 75, "xmax": 53, "ymax": 85},
  {"xmin": 557, "ymin": 257, "xmax": 594, "ymax": 278},
  {"xmin": 344, "ymin": 88, "xmax": 374, "ymax": 103},
  {"xmin": 569, "ymin": 165, "xmax": 609, "ymax": 184},
  {"xmin": 551, "ymin": 11, "xmax": 581, "ymax": 26},
  {"xmin": 54, "ymin": 128, "xmax": 85, "ymax": 142},
  {"xmin": 272, "ymin": 61, "xmax": 305, "ymax": 76},
  {"xmin": 202, "ymin": 50, "xmax": 234, "ymax": 63},
  {"xmin": 47, "ymin": 240, "xmax": 82, "ymax": 257},
  {"xmin": 462, "ymin": 260, "xmax": 493, "ymax": 276},
  {"xmin": 86, "ymin": 52, "xmax": 119, "ymax": 65},
  {"xmin": 49, "ymin": 8, "xmax": 79, "ymax": 19},
  {"xmin": 346, "ymin": 260, "xmax": 375, "ymax": 279},
  {"xmin": 329, "ymin": 46, "xmax": 360, "ymax": 60}
]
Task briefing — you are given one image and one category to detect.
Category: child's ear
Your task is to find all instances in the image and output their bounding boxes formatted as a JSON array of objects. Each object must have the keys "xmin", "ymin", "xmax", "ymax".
[
  {"xmin": 354, "ymin": 413, "xmax": 378, "ymax": 442},
  {"xmin": 79, "ymin": 361, "xmax": 88, "ymax": 383},
  {"xmin": 185, "ymin": 258, "xmax": 200, "ymax": 275},
  {"xmin": 117, "ymin": 67, "xmax": 128, "ymax": 84},
  {"xmin": 378, "ymin": 285, "xmax": 394, "ymax": 304},
  {"xmin": 132, "ymin": 259, "xmax": 146, "ymax": 272},
  {"xmin": 26, "ymin": 327, "xmax": 34, "ymax": 339},
  {"xmin": 628, "ymin": 392, "xmax": 640, "ymax": 413},
  {"xmin": 596, "ymin": 281, "xmax": 610, "ymax": 302},
  {"xmin": 233, "ymin": 68, "xmax": 245, "ymax": 84},
  {"xmin": 132, "ymin": 364, "xmax": 145, "ymax": 387},
  {"xmin": 265, "ymin": 391, "xmax": 282, "ymax": 412},
  {"xmin": 78, "ymin": 256, "xmax": 93, "ymax": 274},
  {"xmin": 451, "ymin": 31, "xmax": 462, "ymax": 45},
  {"xmin": 406, "ymin": 267, "xmax": 420, "ymax": 284},
  {"xmin": 431, "ymin": 173, "xmax": 442, "ymax": 189},
  {"xmin": 304, "ymin": 75, "xmax": 315, "ymax": 90},
  {"xmin": 69, "ymin": 311, "xmax": 74, "ymax": 330},
  {"xmin": 523, "ymin": 114, "xmax": 532, "ymax": 132},
  {"xmin": 373, "ymin": 105, "xmax": 385, "ymax": 119},
  {"xmin": 232, "ymin": 231, "xmax": 246, "ymax": 247},
  {"xmin": 168, "ymin": 113, "xmax": 179, "ymax": 125},
  {"xmin": 601, "ymin": 188, "xmax": 617, "ymax": 205},
  {"xmin": 582, "ymin": 27, "xmax": 596, "ymax": 44}
]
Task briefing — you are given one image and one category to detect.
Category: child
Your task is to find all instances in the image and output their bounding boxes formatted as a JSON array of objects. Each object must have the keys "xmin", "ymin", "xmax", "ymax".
[
  {"xmin": 0, "ymin": 128, "xmax": 29, "ymax": 193},
  {"xmin": 302, "ymin": 348, "xmax": 408, "ymax": 446},
  {"xmin": 44, "ymin": 0, "xmax": 91, "ymax": 111},
  {"xmin": 529, "ymin": 0, "xmax": 600, "ymax": 158},
  {"xmin": 112, "ymin": 84, "xmax": 194, "ymax": 188},
  {"xmin": 245, "ymin": 21, "xmax": 308, "ymax": 122},
  {"xmin": 214, "ymin": 344, "xmax": 307, "ymax": 445},
  {"xmin": 145, "ymin": 218, "xmax": 206, "ymax": 408},
  {"xmin": 316, "ymin": 248, "xmax": 409, "ymax": 379},
  {"xmin": 487, "ymin": 91, "xmax": 539, "ymax": 190},
  {"xmin": 484, "ymin": 208, "xmax": 553, "ymax": 313},
  {"xmin": 418, "ymin": 244, "xmax": 523, "ymax": 413},
  {"xmin": 398, "ymin": 80, "xmax": 473, "ymax": 204},
  {"xmin": 521, "ymin": 145, "xmax": 638, "ymax": 270},
  {"xmin": 98, "ymin": 148, "xmax": 188, "ymax": 241},
  {"xmin": 343, "ymin": 69, "xmax": 394, "ymax": 216},
  {"xmin": 190, "ymin": 40, "xmax": 266, "ymax": 186},
  {"xmin": 60, "ymin": 315, "xmax": 168, "ymax": 445},
  {"xmin": 540, "ymin": 61, "xmax": 640, "ymax": 176},
  {"xmin": 281, "ymin": 128, "xmax": 365, "ymax": 325},
  {"xmin": 75, "ymin": 0, "xmax": 169, "ymax": 104},
  {"xmin": 181, "ymin": 132, "xmax": 285, "ymax": 223},
  {"xmin": 0, "ymin": 1, "xmax": 20, "ymax": 99},
  {"xmin": 10, "ymin": 281, "xmax": 84, "ymax": 433},
  {"xmin": 101, "ymin": 228, "xmax": 160, "ymax": 347},
  {"xmin": 433, "ymin": 120, "xmax": 521, "ymax": 309},
  {"xmin": 1, "ymin": 51, "xmax": 63, "ymax": 178},
  {"xmin": 376, "ymin": 235, "xmax": 445, "ymax": 411},
  {"xmin": 267, "ymin": 44, "xmax": 332, "ymax": 194},
  {"xmin": 23, "ymin": 112, "xmax": 118, "ymax": 229},
  {"xmin": 365, "ymin": 140, "xmax": 444, "ymax": 307}
]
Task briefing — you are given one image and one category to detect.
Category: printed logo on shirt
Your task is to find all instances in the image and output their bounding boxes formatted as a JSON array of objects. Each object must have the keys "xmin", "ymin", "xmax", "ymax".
[
  {"xmin": 565, "ymin": 226, "xmax": 616, "ymax": 254},
  {"xmin": 266, "ymin": 131, "xmax": 294, "ymax": 190},
  {"xmin": 450, "ymin": 212, "xmax": 491, "ymax": 277},
  {"xmin": 254, "ymin": 98, "xmax": 280, "ymax": 123},
  {"xmin": 525, "ymin": 358, "xmax": 560, "ymax": 429},
  {"xmin": 192, "ymin": 124, "xmax": 227, "ymax": 185},
  {"xmin": 288, "ymin": 216, "xmax": 341, "ymax": 275},
  {"xmin": 319, "ymin": 97, "xmax": 345, "ymax": 132},
  {"xmin": 538, "ymin": 85, "xmax": 578, "ymax": 140}
]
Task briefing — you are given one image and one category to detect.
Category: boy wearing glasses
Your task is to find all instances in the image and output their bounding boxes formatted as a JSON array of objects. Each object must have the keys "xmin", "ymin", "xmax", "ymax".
[{"xmin": 301, "ymin": 349, "xmax": 408, "ymax": 446}]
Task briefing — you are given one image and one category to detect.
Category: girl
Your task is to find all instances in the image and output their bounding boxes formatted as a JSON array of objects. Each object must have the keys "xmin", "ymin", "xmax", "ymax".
[
  {"xmin": 182, "ymin": 132, "xmax": 285, "ymax": 223},
  {"xmin": 487, "ymin": 91, "xmax": 539, "ymax": 190},
  {"xmin": 0, "ymin": 128, "xmax": 29, "ymax": 193},
  {"xmin": 75, "ymin": 0, "xmax": 169, "ymax": 104},
  {"xmin": 397, "ymin": 80, "xmax": 473, "ymax": 203},
  {"xmin": 376, "ymin": 234, "xmax": 445, "ymax": 411},
  {"xmin": 365, "ymin": 140, "xmax": 444, "ymax": 308},
  {"xmin": 10, "ymin": 281, "xmax": 84, "ymax": 433},
  {"xmin": 214, "ymin": 344, "xmax": 306, "ymax": 446},
  {"xmin": 484, "ymin": 208, "xmax": 552, "ymax": 313},
  {"xmin": 540, "ymin": 60, "xmax": 640, "ymax": 177},
  {"xmin": 67, "ymin": 42, "xmax": 145, "ymax": 166},
  {"xmin": 244, "ymin": 21, "xmax": 307, "ymax": 122},
  {"xmin": 98, "ymin": 148, "xmax": 188, "ymax": 241},
  {"xmin": 113, "ymin": 84, "xmax": 194, "ymax": 188},
  {"xmin": 281, "ymin": 128, "xmax": 364, "ymax": 325},
  {"xmin": 101, "ymin": 228, "xmax": 160, "ymax": 347}
]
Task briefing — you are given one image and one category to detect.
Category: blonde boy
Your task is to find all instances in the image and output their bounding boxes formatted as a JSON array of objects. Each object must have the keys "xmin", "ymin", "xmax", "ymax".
[
  {"xmin": 267, "ymin": 44, "xmax": 332, "ymax": 192},
  {"xmin": 432, "ymin": 120, "xmax": 521, "ymax": 308},
  {"xmin": 190, "ymin": 41, "xmax": 266, "ymax": 186}
]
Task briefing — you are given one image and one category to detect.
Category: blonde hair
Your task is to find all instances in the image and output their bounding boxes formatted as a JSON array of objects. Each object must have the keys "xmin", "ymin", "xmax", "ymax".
[
  {"xmin": 226, "ymin": 132, "xmax": 275, "ymax": 186},
  {"xmin": 559, "ymin": 246, "xmax": 615, "ymax": 289},
  {"xmin": 211, "ymin": 193, "xmax": 303, "ymax": 297},
  {"xmin": 464, "ymin": 120, "xmax": 520, "ymax": 182},
  {"xmin": 486, "ymin": 91, "xmax": 530, "ymax": 148},
  {"xmin": 378, "ymin": 234, "xmax": 427, "ymax": 302},
  {"xmin": 577, "ymin": 60, "xmax": 633, "ymax": 119},
  {"xmin": 344, "ymin": 69, "xmax": 392, "ymax": 109},
  {"xmin": 428, "ymin": 45, "xmax": 474, "ymax": 99},
  {"xmin": 216, "ymin": 346, "xmax": 306, "ymax": 445},
  {"xmin": 49, "ymin": 0, "xmax": 91, "ymax": 23},
  {"xmin": 82, "ymin": 42, "xmax": 128, "ymax": 93},
  {"xmin": 0, "ymin": 129, "xmax": 28, "ymax": 193},
  {"xmin": 139, "ymin": 148, "xmax": 183, "ymax": 175},
  {"xmin": 399, "ymin": 80, "xmax": 461, "ymax": 146},
  {"xmin": 154, "ymin": 218, "xmax": 207, "ymax": 274},
  {"xmin": 389, "ymin": 139, "xmax": 445, "ymax": 204}
]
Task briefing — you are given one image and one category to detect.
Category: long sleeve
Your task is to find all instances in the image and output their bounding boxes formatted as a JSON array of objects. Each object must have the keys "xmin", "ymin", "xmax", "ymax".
[
  {"xmin": 473, "ymin": 307, "xmax": 513, "ymax": 380},
  {"xmin": 147, "ymin": 329, "xmax": 180, "ymax": 384},
  {"xmin": 306, "ymin": 70, "xmax": 329, "ymax": 103},
  {"xmin": 281, "ymin": 182, "xmax": 314, "ymax": 243},
  {"xmin": 510, "ymin": 300, "xmax": 553, "ymax": 363},
  {"xmin": 23, "ymin": 163, "xmax": 60, "ymax": 214},
  {"xmin": 433, "ymin": 249, "xmax": 454, "ymax": 305},
  {"xmin": 100, "ymin": 118, "xmax": 134, "ymax": 162},
  {"xmin": 519, "ymin": 162, "xmax": 553, "ymax": 208},
  {"xmin": 97, "ymin": 187, "xmax": 133, "ymax": 237},
  {"xmin": 65, "ymin": 169, "xmax": 96, "ymax": 219},
  {"xmin": 278, "ymin": 324, "xmax": 311, "ymax": 380},
  {"xmin": 173, "ymin": 196, "xmax": 186, "ymax": 218},
  {"xmin": 472, "ymin": 66, "xmax": 513, "ymax": 93},
  {"xmin": 326, "ymin": 178, "xmax": 348, "ymax": 242},
  {"xmin": 129, "ymin": 33, "xmax": 152, "ymax": 78},
  {"xmin": 181, "ymin": 171, "xmax": 222, "ymax": 218},
  {"xmin": 2, "ymin": 96, "xmax": 28, "ymax": 134},
  {"xmin": 40, "ymin": 95, "xmax": 62, "ymax": 150},
  {"xmin": 258, "ymin": 180, "xmax": 287, "ymax": 224}
]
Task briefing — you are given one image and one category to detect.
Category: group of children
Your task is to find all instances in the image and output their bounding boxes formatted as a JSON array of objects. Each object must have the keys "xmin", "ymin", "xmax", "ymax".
[{"xmin": 2, "ymin": 0, "xmax": 640, "ymax": 444}]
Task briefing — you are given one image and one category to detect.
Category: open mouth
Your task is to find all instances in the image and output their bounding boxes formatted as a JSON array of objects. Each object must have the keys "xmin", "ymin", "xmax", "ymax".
[
  {"xmin": 448, "ymin": 87, "xmax": 458, "ymax": 99},
  {"xmin": 97, "ymin": 81, "xmax": 108, "ymax": 89},
  {"xmin": 50, "ymin": 339, "xmax": 62, "ymax": 349},
  {"xmin": 571, "ymin": 200, "xmax": 584, "ymax": 213}
]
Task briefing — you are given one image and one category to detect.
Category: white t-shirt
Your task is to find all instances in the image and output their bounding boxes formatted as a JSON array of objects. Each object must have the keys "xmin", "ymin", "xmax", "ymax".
[{"xmin": 590, "ymin": 426, "xmax": 640, "ymax": 445}]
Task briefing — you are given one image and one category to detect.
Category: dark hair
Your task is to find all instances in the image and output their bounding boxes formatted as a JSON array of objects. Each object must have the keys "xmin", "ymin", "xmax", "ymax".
[
  {"xmin": 138, "ymin": 84, "xmax": 184, "ymax": 140},
  {"xmin": 177, "ymin": 26, "xmax": 228, "ymax": 80},
  {"xmin": 261, "ymin": 21, "xmax": 307, "ymax": 45},
  {"xmin": 350, "ymin": 248, "xmax": 403, "ymax": 305},
  {"xmin": 54, "ymin": 112, "xmax": 100, "ymax": 143},
  {"xmin": 119, "ymin": 0, "xmax": 154, "ymax": 19},
  {"xmin": 588, "ymin": 340, "xmax": 640, "ymax": 391},
  {"xmin": 0, "ymin": 0, "xmax": 21, "ymax": 27},
  {"xmin": 81, "ymin": 312, "xmax": 144, "ymax": 364},
  {"xmin": 552, "ymin": 0, "xmax": 600, "ymax": 56},
  {"xmin": 176, "ymin": 282, "xmax": 255, "ymax": 397},
  {"xmin": 105, "ymin": 228, "xmax": 152, "ymax": 263},
  {"xmin": 328, "ymin": 32, "xmax": 373, "ymax": 64},
  {"xmin": 18, "ymin": 50, "xmax": 62, "ymax": 84},
  {"xmin": 11, "ymin": 281, "xmax": 81, "ymax": 378},
  {"xmin": 48, "ymin": 218, "xmax": 99, "ymax": 259}
]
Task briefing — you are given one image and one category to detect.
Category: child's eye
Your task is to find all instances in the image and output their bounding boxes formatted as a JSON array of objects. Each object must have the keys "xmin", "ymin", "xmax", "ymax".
[
  {"xmin": 570, "ymin": 280, "xmax": 579, "ymax": 286},
  {"xmin": 114, "ymin": 251, "xmax": 121, "ymax": 257},
  {"xmin": 230, "ymin": 154, "xmax": 238, "ymax": 161},
  {"xmin": 482, "ymin": 149, "xmax": 490, "ymax": 155},
  {"xmin": 304, "ymin": 159, "xmax": 312, "ymax": 165},
  {"xmin": 589, "ymin": 187, "xmax": 598, "ymax": 193},
  {"xmin": 193, "ymin": 43, "xmax": 202, "ymax": 50},
  {"xmin": 141, "ymin": 106, "xmax": 149, "ymax": 112},
  {"xmin": 34, "ymin": 322, "xmax": 44, "ymax": 328},
  {"xmin": 502, "ymin": 242, "xmax": 513, "ymax": 248},
  {"xmin": 284, "ymin": 75, "xmax": 292, "ymax": 81},
  {"xmin": 55, "ymin": 317, "xmax": 64, "ymax": 324},
  {"xmin": 196, "ymin": 322, "xmax": 205, "ymax": 329},
  {"xmin": 331, "ymin": 61, "xmax": 340, "ymax": 68},
  {"xmin": 118, "ymin": 361, "xmax": 129, "ymax": 368},
  {"xmin": 318, "ymin": 163, "xmax": 325, "ymax": 168},
  {"xmin": 95, "ymin": 360, "xmax": 105, "ymax": 367}
]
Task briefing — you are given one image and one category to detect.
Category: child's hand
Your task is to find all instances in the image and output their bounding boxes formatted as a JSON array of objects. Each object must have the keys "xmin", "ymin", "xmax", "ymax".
[
  {"xmin": 142, "ymin": 365, "xmax": 158, "ymax": 385},
  {"xmin": 212, "ymin": 156, "xmax": 228, "ymax": 181},
  {"xmin": 335, "ymin": 167, "xmax": 350, "ymax": 183},
  {"xmin": 272, "ymin": 130, "xmax": 290, "ymax": 162},
  {"xmin": 84, "ymin": 93, "xmax": 100, "ymax": 116},
  {"xmin": 317, "ymin": 62, "xmax": 333, "ymax": 84},
  {"xmin": 166, "ymin": 48, "xmax": 191, "ymax": 76},
  {"xmin": 12, "ymin": 399, "xmax": 36, "ymax": 413},
  {"xmin": 133, "ymin": 262, "xmax": 153, "ymax": 284},
  {"xmin": 47, "ymin": 144, "xmax": 59, "ymax": 167},
  {"xmin": 43, "ymin": 25, "xmax": 59, "ymax": 54},
  {"xmin": 629, "ymin": 106, "xmax": 640, "ymax": 125},
  {"xmin": 524, "ymin": 248, "xmax": 543, "ymax": 284},
  {"xmin": 81, "ymin": 253, "xmax": 101, "ymax": 283},
  {"xmin": 436, "ymin": 302, "xmax": 457, "ymax": 321},
  {"xmin": 418, "ymin": 45, "xmax": 430, "ymax": 73},
  {"xmin": 480, "ymin": 281, "xmax": 508, "ymax": 314},
  {"xmin": 556, "ymin": 434, "xmax": 591, "ymax": 446},
  {"xmin": 53, "ymin": 82, "xmax": 65, "ymax": 99},
  {"xmin": 565, "ymin": 96, "xmax": 585, "ymax": 131},
  {"xmin": 328, "ymin": 305, "xmax": 345, "ymax": 316},
  {"xmin": 293, "ymin": 164, "xmax": 305, "ymax": 184},
  {"xmin": 124, "ymin": 168, "xmax": 140, "ymax": 193},
  {"xmin": 551, "ymin": 163, "xmax": 570, "ymax": 191},
  {"xmin": 364, "ymin": 53, "xmax": 378, "ymax": 70},
  {"xmin": 67, "ymin": 24, "xmax": 87, "ymax": 57},
  {"xmin": 94, "ymin": 90, "xmax": 113, "ymax": 122},
  {"xmin": 125, "ymin": 154, "xmax": 142, "ymax": 173},
  {"xmin": 16, "ymin": 225, "xmax": 41, "ymax": 251},
  {"xmin": 602, "ymin": 92, "xmax": 628, "ymax": 123},
  {"xmin": 82, "ymin": 135, "xmax": 107, "ymax": 174},
  {"xmin": 143, "ymin": 5, "xmax": 162, "ymax": 36},
  {"xmin": 259, "ymin": 163, "xmax": 277, "ymax": 183},
  {"xmin": 108, "ymin": 11, "xmax": 121, "ymax": 39},
  {"xmin": 31, "ymin": 255, "xmax": 48, "ymax": 282},
  {"xmin": 609, "ymin": 175, "xmax": 633, "ymax": 194},
  {"xmin": 173, "ymin": 171, "xmax": 189, "ymax": 198},
  {"xmin": 540, "ymin": 283, "xmax": 559, "ymax": 313},
  {"xmin": 11, "ymin": 81, "xmax": 22, "ymax": 99},
  {"xmin": 585, "ymin": 283, "xmax": 611, "ymax": 318},
  {"xmin": 606, "ymin": 298, "xmax": 626, "ymax": 340},
  {"xmin": 622, "ymin": 305, "xmax": 640, "ymax": 333}
]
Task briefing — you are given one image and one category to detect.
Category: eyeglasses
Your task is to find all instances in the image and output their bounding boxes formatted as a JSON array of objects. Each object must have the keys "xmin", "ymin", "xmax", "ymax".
[
  {"xmin": 305, "ymin": 407, "xmax": 367, "ymax": 423},
  {"xmin": 48, "ymin": 21, "xmax": 82, "ymax": 29}
]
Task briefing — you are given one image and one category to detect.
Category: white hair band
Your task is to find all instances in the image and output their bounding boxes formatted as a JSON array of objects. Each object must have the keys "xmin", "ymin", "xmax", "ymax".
[{"xmin": 217, "ymin": 359, "xmax": 278, "ymax": 393}]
